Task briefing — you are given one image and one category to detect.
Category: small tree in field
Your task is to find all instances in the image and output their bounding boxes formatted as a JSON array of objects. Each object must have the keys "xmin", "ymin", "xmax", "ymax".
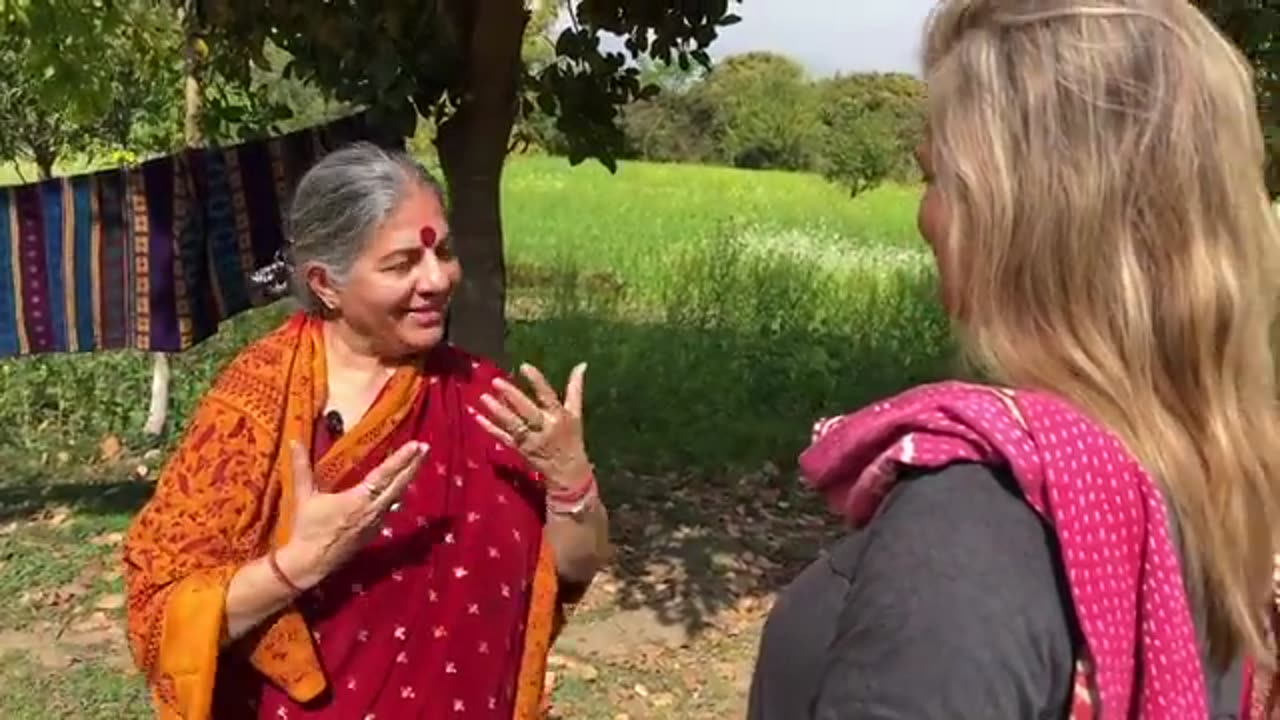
[
  {"xmin": 0, "ymin": 0, "xmax": 183, "ymax": 178},
  {"xmin": 0, "ymin": 43, "xmax": 87, "ymax": 179},
  {"xmin": 816, "ymin": 73, "xmax": 926, "ymax": 197}
]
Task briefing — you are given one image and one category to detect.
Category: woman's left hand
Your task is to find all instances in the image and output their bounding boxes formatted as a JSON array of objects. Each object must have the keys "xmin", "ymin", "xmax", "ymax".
[{"xmin": 475, "ymin": 362, "xmax": 592, "ymax": 493}]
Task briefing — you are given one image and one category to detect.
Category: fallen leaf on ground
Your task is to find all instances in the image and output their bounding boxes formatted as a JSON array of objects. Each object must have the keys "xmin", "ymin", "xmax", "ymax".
[
  {"xmin": 99, "ymin": 435, "xmax": 123, "ymax": 462},
  {"xmin": 27, "ymin": 583, "xmax": 89, "ymax": 610},
  {"xmin": 42, "ymin": 505, "xmax": 73, "ymax": 528},
  {"xmin": 69, "ymin": 611, "xmax": 115, "ymax": 633},
  {"xmin": 89, "ymin": 531, "xmax": 125, "ymax": 547},
  {"xmin": 62, "ymin": 610, "xmax": 124, "ymax": 648},
  {"xmin": 94, "ymin": 593, "xmax": 125, "ymax": 611}
]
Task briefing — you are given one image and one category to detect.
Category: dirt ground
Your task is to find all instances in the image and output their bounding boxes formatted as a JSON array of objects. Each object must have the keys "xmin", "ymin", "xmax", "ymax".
[{"xmin": 0, "ymin": 462, "xmax": 841, "ymax": 719}]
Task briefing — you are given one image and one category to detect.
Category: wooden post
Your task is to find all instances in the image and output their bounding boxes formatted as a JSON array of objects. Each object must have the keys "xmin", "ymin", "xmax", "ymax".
[{"xmin": 145, "ymin": 0, "xmax": 204, "ymax": 438}]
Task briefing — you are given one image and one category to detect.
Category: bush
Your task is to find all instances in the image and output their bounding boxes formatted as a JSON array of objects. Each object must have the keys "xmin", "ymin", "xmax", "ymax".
[
  {"xmin": 621, "ymin": 91, "xmax": 720, "ymax": 163},
  {"xmin": 698, "ymin": 52, "xmax": 822, "ymax": 171}
]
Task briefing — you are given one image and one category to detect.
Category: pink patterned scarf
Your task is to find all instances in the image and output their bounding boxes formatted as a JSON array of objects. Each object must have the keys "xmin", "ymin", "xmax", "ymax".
[{"xmin": 799, "ymin": 381, "xmax": 1206, "ymax": 719}]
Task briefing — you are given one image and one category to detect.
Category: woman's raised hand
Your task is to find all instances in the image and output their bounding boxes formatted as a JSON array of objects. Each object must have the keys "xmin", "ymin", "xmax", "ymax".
[
  {"xmin": 276, "ymin": 440, "xmax": 427, "ymax": 589},
  {"xmin": 475, "ymin": 362, "xmax": 592, "ymax": 493}
]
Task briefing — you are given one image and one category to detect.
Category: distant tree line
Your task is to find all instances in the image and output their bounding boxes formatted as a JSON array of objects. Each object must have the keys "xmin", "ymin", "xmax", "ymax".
[
  {"xmin": 527, "ymin": 51, "xmax": 927, "ymax": 196},
  {"xmin": 1, "ymin": 19, "xmax": 922, "ymax": 199}
]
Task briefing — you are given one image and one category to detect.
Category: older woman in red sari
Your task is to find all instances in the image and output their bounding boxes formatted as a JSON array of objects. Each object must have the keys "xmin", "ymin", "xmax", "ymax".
[{"xmin": 122, "ymin": 142, "xmax": 610, "ymax": 720}]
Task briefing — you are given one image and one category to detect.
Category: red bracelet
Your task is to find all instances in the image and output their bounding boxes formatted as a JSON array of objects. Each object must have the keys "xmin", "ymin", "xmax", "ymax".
[
  {"xmin": 548, "ymin": 471, "xmax": 596, "ymax": 504},
  {"xmin": 268, "ymin": 549, "xmax": 303, "ymax": 595}
]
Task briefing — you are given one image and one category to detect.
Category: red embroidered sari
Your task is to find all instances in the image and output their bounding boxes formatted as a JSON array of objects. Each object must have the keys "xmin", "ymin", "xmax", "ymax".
[{"xmin": 124, "ymin": 314, "xmax": 560, "ymax": 720}]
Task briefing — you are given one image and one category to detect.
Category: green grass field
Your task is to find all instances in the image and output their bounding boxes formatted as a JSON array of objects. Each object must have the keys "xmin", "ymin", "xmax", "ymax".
[{"xmin": 0, "ymin": 156, "xmax": 952, "ymax": 719}]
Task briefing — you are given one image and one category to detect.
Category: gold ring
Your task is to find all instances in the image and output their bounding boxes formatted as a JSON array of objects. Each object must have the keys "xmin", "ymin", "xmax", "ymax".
[{"xmin": 512, "ymin": 422, "xmax": 531, "ymax": 443}]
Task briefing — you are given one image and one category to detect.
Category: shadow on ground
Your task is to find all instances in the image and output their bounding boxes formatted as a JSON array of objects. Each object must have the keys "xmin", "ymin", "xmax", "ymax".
[
  {"xmin": 585, "ymin": 466, "xmax": 843, "ymax": 639},
  {"xmin": 512, "ymin": 312, "xmax": 948, "ymax": 644},
  {"xmin": 0, "ymin": 477, "xmax": 153, "ymax": 525}
]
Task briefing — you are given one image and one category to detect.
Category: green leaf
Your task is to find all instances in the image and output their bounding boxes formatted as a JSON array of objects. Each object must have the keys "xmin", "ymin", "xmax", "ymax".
[
  {"xmin": 537, "ymin": 90, "xmax": 558, "ymax": 115},
  {"xmin": 555, "ymin": 28, "xmax": 578, "ymax": 58}
]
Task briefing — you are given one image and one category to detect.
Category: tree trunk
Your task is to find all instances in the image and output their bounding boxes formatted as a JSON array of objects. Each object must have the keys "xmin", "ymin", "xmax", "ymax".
[
  {"xmin": 436, "ymin": 0, "xmax": 527, "ymax": 366},
  {"xmin": 184, "ymin": 69, "xmax": 203, "ymax": 146},
  {"xmin": 33, "ymin": 149, "xmax": 54, "ymax": 180},
  {"xmin": 182, "ymin": 5, "xmax": 204, "ymax": 148},
  {"xmin": 27, "ymin": 114, "xmax": 58, "ymax": 179}
]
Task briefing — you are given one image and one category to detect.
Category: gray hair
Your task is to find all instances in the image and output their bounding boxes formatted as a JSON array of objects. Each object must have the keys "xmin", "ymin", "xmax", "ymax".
[{"xmin": 254, "ymin": 141, "xmax": 445, "ymax": 312}]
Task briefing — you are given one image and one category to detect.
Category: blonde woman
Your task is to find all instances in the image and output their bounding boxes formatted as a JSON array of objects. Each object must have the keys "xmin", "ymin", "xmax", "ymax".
[{"xmin": 749, "ymin": 1, "xmax": 1280, "ymax": 718}]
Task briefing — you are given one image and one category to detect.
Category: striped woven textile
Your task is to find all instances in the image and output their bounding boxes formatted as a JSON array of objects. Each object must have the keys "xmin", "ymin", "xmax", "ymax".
[{"xmin": 0, "ymin": 112, "xmax": 387, "ymax": 358}]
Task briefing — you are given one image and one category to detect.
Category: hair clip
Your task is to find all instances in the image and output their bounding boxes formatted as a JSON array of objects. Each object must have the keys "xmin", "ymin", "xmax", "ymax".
[{"xmin": 250, "ymin": 248, "xmax": 293, "ymax": 299}]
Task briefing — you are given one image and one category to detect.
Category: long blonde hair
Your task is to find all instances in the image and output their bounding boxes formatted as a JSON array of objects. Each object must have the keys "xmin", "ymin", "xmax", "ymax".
[{"xmin": 923, "ymin": 0, "xmax": 1280, "ymax": 668}]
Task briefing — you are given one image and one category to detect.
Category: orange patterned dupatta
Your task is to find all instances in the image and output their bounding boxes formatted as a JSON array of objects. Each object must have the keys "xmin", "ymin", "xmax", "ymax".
[{"xmin": 122, "ymin": 313, "xmax": 560, "ymax": 719}]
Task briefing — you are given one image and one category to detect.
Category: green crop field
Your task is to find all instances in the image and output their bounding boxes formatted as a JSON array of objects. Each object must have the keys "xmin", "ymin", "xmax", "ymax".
[{"xmin": 0, "ymin": 156, "xmax": 954, "ymax": 719}]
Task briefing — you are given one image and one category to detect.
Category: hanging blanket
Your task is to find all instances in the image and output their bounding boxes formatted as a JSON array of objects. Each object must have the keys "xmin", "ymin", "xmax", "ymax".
[{"xmin": 0, "ymin": 112, "xmax": 388, "ymax": 357}]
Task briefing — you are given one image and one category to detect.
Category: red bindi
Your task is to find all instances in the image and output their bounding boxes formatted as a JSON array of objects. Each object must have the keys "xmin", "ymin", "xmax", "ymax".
[{"xmin": 419, "ymin": 225, "xmax": 438, "ymax": 249}]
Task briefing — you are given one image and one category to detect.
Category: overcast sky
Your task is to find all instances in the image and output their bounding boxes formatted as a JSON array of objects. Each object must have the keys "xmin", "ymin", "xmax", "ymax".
[{"xmin": 707, "ymin": 0, "xmax": 935, "ymax": 76}]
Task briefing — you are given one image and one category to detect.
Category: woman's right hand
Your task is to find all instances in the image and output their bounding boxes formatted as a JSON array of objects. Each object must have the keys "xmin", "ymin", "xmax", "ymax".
[{"xmin": 276, "ymin": 440, "xmax": 427, "ymax": 589}]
